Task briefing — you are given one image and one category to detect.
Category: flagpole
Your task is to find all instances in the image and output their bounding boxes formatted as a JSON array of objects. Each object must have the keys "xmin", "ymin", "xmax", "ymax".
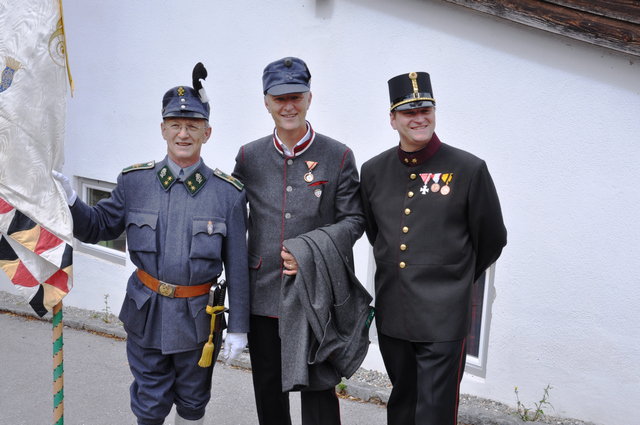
[{"xmin": 53, "ymin": 301, "xmax": 64, "ymax": 425}]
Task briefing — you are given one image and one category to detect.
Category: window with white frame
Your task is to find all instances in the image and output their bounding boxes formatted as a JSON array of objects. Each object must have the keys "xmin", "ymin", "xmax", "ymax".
[
  {"xmin": 365, "ymin": 246, "xmax": 496, "ymax": 378},
  {"xmin": 74, "ymin": 176, "xmax": 127, "ymax": 265},
  {"xmin": 464, "ymin": 264, "xmax": 496, "ymax": 378}
]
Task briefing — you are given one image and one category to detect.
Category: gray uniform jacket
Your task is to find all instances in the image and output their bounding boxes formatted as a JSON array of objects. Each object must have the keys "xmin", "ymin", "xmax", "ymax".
[
  {"xmin": 360, "ymin": 134, "xmax": 507, "ymax": 342},
  {"xmin": 71, "ymin": 157, "xmax": 250, "ymax": 354},
  {"xmin": 280, "ymin": 226, "xmax": 374, "ymax": 392},
  {"xmin": 233, "ymin": 127, "xmax": 365, "ymax": 317}
]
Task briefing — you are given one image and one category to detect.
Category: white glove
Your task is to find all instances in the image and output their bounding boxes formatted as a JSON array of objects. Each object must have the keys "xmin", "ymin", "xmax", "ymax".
[
  {"xmin": 52, "ymin": 170, "xmax": 77, "ymax": 206},
  {"xmin": 223, "ymin": 332, "xmax": 247, "ymax": 363}
]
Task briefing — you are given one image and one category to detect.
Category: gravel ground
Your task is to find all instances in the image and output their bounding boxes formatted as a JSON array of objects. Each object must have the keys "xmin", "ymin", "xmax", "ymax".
[
  {"xmin": 0, "ymin": 291, "xmax": 599, "ymax": 425},
  {"xmin": 348, "ymin": 368, "xmax": 597, "ymax": 425}
]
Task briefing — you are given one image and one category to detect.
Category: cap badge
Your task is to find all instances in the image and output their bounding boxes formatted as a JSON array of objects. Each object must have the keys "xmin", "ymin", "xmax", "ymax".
[
  {"xmin": 409, "ymin": 72, "xmax": 419, "ymax": 97},
  {"xmin": 177, "ymin": 86, "xmax": 185, "ymax": 96},
  {"xmin": 207, "ymin": 221, "xmax": 214, "ymax": 235}
]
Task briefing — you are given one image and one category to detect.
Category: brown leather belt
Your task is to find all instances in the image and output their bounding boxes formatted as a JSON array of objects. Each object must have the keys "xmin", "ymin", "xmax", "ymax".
[{"xmin": 136, "ymin": 269, "xmax": 213, "ymax": 298}]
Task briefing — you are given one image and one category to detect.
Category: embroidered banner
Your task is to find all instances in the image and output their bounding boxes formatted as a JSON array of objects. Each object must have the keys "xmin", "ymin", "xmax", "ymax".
[{"xmin": 0, "ymin": 0, "xmax": 73, "ymax": 316}]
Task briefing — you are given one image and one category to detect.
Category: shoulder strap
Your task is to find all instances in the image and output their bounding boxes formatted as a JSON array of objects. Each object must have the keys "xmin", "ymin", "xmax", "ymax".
[
  {"xmin": 213, "ymin": 168, "xmax": 244, "ymax": 191},
  {"xmin": 122, "ymin": 160, "xmax": 155, "ymax": 173}
]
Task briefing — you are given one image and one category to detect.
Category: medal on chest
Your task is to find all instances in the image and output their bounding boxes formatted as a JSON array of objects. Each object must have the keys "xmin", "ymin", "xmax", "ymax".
[
  {"xmin": 419, "ymin": 173, "xmax": 432, "ymax": 194},
  {"xmin": 440, "ymin": 173, "xmax": 453, "ymax": 195},
  {"xmin": 304, "ymin": 161, "xmax": 318, "ymax": 183},
  {"xmin": 417, "ymin": 172, "xmax": 453, "ymax": 195},
  {"xmin": 430, "ymin": 173, "xmax": 442, "ymax": 193}
]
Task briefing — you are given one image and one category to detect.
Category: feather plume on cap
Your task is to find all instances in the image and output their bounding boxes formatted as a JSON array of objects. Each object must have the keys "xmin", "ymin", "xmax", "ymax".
[{"xmin": 192, "ymin": 62, "xmax": 209, "ymax": 103}]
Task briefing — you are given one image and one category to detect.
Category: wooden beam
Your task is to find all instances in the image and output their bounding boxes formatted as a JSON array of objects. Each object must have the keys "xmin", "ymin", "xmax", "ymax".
[
  {"xmin": 543, "ymin": 0, "xmax": 640, "ymax": 25},
  {"xmin": 439, "ymin": 0, "xmax": 640, "ymax": 57}
]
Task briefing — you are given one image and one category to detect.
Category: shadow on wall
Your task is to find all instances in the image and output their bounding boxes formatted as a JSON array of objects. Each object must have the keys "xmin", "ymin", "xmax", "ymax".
[{"xmin": 316, "ymin": 0, "xmax": 335, "ymax": 19}]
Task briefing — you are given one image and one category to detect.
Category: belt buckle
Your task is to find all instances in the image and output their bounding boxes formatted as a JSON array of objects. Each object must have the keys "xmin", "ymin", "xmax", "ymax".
[{"xmin": 158, "ymin": 281, "xmax": 176, "ymax": 298}]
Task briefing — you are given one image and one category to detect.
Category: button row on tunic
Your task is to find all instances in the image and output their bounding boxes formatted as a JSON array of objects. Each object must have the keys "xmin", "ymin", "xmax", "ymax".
[{"xmin": 400, "ymin": 176, "xmax": 418, "ymax": 268}]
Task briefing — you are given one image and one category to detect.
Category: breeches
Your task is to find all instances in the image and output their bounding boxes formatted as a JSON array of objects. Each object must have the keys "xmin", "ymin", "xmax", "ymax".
[{"xmin": 126, "ymin": 334, "xmax": 221, "ymax": 425}]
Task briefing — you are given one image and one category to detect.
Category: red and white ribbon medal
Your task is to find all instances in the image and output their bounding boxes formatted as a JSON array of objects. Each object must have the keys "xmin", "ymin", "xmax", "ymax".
[
  {"xmin": 304, "ymin": 161, "xmax": 318, "ymax": 183},
  {"xmin": 420, "ymin": 173, "xmax": 432, "ymax": 195}
]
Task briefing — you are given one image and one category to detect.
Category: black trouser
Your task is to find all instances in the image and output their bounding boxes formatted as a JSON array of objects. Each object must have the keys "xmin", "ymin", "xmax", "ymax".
[
  {"xmin": 248, "ymin": 314, "xmax": 341, "ymax": 425},
  {"xmin": 378, "ymin": 332, "xmax": 466, "ymax": 425}
]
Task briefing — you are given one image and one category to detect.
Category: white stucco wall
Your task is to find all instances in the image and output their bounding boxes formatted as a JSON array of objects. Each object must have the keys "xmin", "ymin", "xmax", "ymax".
[{"xmin": 2, "ymin": 1, "xmax": 638, "ymax": 423}]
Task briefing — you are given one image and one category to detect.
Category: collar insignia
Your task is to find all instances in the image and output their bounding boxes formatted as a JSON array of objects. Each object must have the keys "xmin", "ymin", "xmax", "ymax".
[
  {"xmin": 184, "ymin": 169, "xmax": 207, "ymax": 196},
  {"xmin": 157, "ymin": 165, "xmax": 176, "ymax": 190}
]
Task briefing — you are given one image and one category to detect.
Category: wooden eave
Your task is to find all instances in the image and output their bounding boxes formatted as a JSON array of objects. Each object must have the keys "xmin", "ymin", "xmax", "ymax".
[{"xmin": 439, "ymin": 0, "xmax": 640, "ymax": 57}]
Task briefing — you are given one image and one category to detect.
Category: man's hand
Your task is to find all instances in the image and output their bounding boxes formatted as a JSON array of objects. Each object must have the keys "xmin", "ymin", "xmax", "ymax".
[
  {"xmin": 281, "ymin": 248, "xmax": 298, "ymax": 276},
  {"xmin": 223, "ymin": 332, "xmax": 247, "ymax": 364},
  {"xmin": 52, "ymin": 170, "xmax": 77, "ymax": 206}
]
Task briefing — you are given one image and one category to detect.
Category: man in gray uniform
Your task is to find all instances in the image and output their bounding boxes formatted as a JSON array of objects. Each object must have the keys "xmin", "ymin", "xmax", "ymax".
[
  {"xmin": 360, "ymin": 72, "xmax": 507, "ymax": 425},
  {"xmin": 233, "ymin": 57, "xmax": 365, "ymax": 425},
  {"xmin": 53, "ymin": 64, "xmax": 250, "ymax": 425}
]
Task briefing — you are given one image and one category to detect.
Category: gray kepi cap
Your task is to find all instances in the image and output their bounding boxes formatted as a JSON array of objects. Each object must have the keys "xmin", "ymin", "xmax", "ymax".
[
  {"xmin": 162, "ymin": 63, "xmax": 210, "ymax": 120},
  {"xmin": 262, "ymin": 57, "xmax": 311, "ymax": 96}
]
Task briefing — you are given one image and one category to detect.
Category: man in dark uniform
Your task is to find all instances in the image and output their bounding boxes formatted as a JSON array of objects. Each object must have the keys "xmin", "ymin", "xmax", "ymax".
[
  {"xmin": 359, "ymin": 72, "xmax": 507, "ymax": 425},
  {"xmin": 53, "ymin": 64, "xmax": 250, "ymax": 425},
  {"xmin": 233, "ymin": 57, "xmax": 365, "ymax": 425}
]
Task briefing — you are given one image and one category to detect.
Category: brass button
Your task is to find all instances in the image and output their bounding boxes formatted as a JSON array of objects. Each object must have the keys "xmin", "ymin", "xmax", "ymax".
[
  {"xmin": 410, "ymin": 173, "xmax": 417, "ymax": 180},
  {"xmin": 400, "ymin": 244, "xmax": 407, "ymax": 251},
  {"xmin": 405, "ymin": 208, "xmax": 411, "ymax": 215},
  {"xmin": 408, "ymin": 191, "xmax": 414, "ymax": 198},
  {"xmin": 399, "ymin": 262, "xmax": 406, "ymax": 269},
  {"xmin": 402, "ymin": 226, "xmax": 409, "ymax": 233}
]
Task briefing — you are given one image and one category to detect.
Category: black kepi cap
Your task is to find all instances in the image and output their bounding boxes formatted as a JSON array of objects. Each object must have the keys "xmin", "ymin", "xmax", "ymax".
[{"xmin": 388, "ymin": 72, "xmax": 435, "ymax": 111}]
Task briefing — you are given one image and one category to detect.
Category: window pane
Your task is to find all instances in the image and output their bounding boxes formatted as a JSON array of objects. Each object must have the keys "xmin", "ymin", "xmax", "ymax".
[
  {"xmin": 86, "ymin": 188, "xmax": 127, "ymax": 253},
  {"xmin": 466, "ymin": 271, "xmax": 486, "ymax": 358}
]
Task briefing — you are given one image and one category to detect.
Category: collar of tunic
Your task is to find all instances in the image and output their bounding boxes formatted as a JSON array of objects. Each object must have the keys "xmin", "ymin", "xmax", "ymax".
[
  {"xmin": 396, "ymin": 132, "xmax": 442, "ymax": 167},
  {"xmin": 272, "ymin": 121, "xmax": 315, "ymax": 157},
  {"xmin": 166, "ymin": 157, "xmax": 202, "ymax": 180},
  {"xmin": 157, "ymin": 157, "xmax": 208, "ymax": 196}
]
